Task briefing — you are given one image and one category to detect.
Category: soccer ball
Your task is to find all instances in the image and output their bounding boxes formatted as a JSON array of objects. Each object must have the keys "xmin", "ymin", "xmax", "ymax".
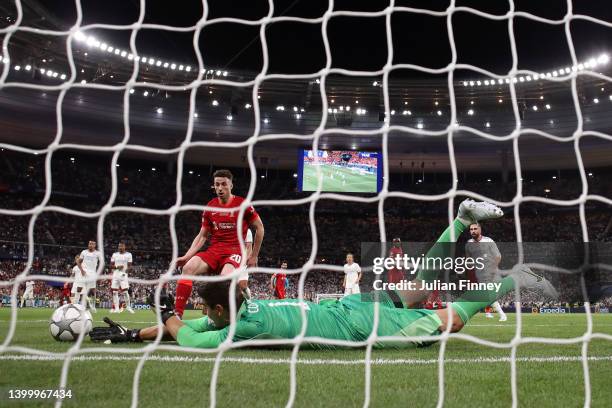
[{"xmin": 49, "ymin": 304, "xmax": 93, "ymax": 341}]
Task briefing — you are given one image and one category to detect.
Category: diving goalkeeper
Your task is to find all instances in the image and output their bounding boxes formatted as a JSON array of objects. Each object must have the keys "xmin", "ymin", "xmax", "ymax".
[{"xmin": 91, "ymin": 200, "xmax": 558, "ymax": 348}]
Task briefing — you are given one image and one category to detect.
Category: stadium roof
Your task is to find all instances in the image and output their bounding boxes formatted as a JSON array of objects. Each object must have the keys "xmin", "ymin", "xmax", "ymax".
[{"xmin": 2, "ymin": 1, "xmax": 612, "ymax": 171}]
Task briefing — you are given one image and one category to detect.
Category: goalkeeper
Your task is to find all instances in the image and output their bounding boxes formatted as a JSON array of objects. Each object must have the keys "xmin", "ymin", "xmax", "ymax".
[
  {"xmin": 91, "ymin": 269, "xmax": 554, "ymax": 349},
  {"xmin": 91, "ymin": 200, "xmax": 557, "ymax": 349}
]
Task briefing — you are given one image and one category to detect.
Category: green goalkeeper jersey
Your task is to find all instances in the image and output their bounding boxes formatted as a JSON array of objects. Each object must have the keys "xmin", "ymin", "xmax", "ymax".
[{"xmin": 177, "ymin": 292, "xmax": 442, "ymax": 349}]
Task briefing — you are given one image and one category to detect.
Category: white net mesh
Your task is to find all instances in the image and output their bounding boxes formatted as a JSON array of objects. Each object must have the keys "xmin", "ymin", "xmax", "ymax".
[{"xmin": 1, "ymin": 1, "xmax": 612, "ymax": 407}]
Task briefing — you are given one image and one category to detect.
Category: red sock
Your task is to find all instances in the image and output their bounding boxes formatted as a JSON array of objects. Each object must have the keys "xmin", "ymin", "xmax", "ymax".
[{"xmin": 175, "ymin": 279, "xmax": 193, "ymax": 317}]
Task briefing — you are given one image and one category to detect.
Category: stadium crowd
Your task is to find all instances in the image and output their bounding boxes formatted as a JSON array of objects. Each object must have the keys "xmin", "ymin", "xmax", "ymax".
[{"xmin": 1, "ymin": 150, "xmax": 611, "ymax": 308}]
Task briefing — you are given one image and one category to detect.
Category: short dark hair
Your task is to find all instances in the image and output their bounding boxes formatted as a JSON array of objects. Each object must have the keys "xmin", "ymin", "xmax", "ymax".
[
  {"xmin": 469, "ymin": 222, "xmax": 481, "ymax": 227},
  {"xmin": 213, "ymin": 169, "xmax": 233, "ymax": 181},
  {"xmin": 197, "ymin": 281, "xmax": 244, "ymax": 310}
]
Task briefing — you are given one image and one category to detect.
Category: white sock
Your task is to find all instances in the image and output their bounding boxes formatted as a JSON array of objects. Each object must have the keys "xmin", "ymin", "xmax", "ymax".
[
  {"xmin": 87, "ymin": 296, "xmax": 96, "ymax": 310},
  {"xmin": 20, "ymin": 298, "xmax": 24, "ymax": 307},
  {"xmin": 123, "ymin": 292, "xmax": 131, "ymax": 308},
  {"xmin": 492, "ymin": 301, "xmax": 506, "ymax": 316},
  {"xmin": 113, "ymin": 292, "xmax": 119, "ymax": 309},
  {"xmin": 241, "ymin": 286, "xmax": 252, "ymax": 300}
]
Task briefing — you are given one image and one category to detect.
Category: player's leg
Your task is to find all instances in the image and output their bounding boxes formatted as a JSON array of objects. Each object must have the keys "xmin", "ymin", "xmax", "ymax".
[
  {"xmin": 76, "ymin": 286, "xmax": 87, "ymax": 307},
  {"xmin": 19, "ymin": 291, "xmax": 25, "ymax": 307},
  {"xmin": 238, "ymin": 278, "xmax": 251, "ymax": 300},
  {"xmin": 85, "ymin": 287, "xmax": 97, "ymax": 313},
  {"xmin": 70, "ymin": 284, "xmax": 78, "ymax": 304},
  {"xmin": 111, "ymin": 288, "xmax": 119, "ymax": 313},
  {"xmin": 122, "ymin": 280, "xmax": 134, "ymax": 313},
  {"xmin": 491, "ymin": 301, "xmax": 507, "ymax": 321},
  {"xmin": 399, "ymin": 199, "xmax": 503, "ymax": 307},
  {"xmin": 220, "ymin": 263, "xmax": 252, "ymax": 300},
  {"xmin": 92, "ymin": 288, "xmax": 98, "ymax": 312},
  {"xmin": 175, "ymin": 255, "xmax": 213, "ymax": 318},
  {"xmin": 445, "ymin": 267, "xmax": 556, "ymax": 332},
  {"xmin": 111, "ymin": 280, "xmax": 120, "ymax": 312}
]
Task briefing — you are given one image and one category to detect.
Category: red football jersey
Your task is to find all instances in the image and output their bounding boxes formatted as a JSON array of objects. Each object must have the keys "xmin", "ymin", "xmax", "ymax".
[
  {"xmin": 273, "ymin": 273, "xmax": 287, "ymax": 289},
  {"xmin": 388, "ymin": 245, "xmax": 405, "ymax": 284},
  {"xmin": 201, "ymin": 196, "xmax": 259, "ymax": 250},
  {"xmin": 389, "ymin": 246, "xmax": 403, "ymax": 258}
]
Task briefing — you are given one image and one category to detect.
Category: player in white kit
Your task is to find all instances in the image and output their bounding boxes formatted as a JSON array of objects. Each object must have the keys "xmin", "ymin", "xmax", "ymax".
[
  {"xmin": 70, "ymin": 255, "xmax": 82, "ymax": 302},
  {"xmin": 20, "ymin": 280, "xmax": 35, "ymax": 307},
  {"xmin": 465, "ymin": 223, "xmax": 507, "ymax": 321},
  {"xmin": 110, "ymin": 242, "xmax": 134, "ymax": 313},
  {"xmin": 343, "ymin": 253, "xmax": 362, "ymax": 296},
  {"xmin": 76, "ymin": 240, "xmax": 103, "ymax": 313}
]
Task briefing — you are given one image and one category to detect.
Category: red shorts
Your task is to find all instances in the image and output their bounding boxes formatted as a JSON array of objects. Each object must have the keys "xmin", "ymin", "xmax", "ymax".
[
  {"xmin": 387, "ymin": 269, "xmax": 405, "ymax": 284},
  {"xmin": 196, "ymin": 245, "xmax": 243, "ymax": 274},
  {"xmin": 274, "ymin": 287, "xmax": 286, "ymax": 299}
]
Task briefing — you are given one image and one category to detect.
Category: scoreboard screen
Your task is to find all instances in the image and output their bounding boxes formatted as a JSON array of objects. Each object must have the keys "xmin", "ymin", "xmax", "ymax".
[{"xmin": 297, "ymin": 150, "xmax": 382, "ymax": 193}]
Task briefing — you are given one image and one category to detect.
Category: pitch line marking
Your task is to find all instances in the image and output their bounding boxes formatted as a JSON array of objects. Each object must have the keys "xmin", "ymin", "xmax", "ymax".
[{"xmin": 1, "ymin": 354, "xmax": 611, "ymax": 366}]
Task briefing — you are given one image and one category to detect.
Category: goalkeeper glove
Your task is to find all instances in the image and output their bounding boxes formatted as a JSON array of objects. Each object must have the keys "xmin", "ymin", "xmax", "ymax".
[
  {"xmin": 89, "ymin": 317, "xmax": 142, "ymax": 343},
  {"xmin": 147, "ymin": 289, "xmax": 176, "ymax": 324}
]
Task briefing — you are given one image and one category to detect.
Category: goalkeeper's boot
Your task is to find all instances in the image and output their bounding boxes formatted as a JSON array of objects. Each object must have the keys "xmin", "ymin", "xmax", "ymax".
[
  {"xmin": 511, "ymin": 265, "xmax": 559, "ymax": 299},
  {"xmin": 458, "ymin": 199, "xmax": 504, "ymax": 224}
]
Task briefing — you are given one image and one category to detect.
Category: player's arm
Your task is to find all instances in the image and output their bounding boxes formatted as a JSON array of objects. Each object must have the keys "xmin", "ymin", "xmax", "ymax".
[
  {"xmin": 126, "ymin": 253, "xmax": 133, "ymax": 274},
  {"xmin": 464, "ymin": 243, "xmax": 475, "ymax": 274},
  {"xmin": 77, "ymin": 253, "xmax": 86, "ymax": 276},
  {"xmin": 177, "ymin": 226, "xmax": 209, "ymax": 266},
  {"xmin": 270, "ymin": 275, "xmax": 275, "ymax": 291},
  {"xmin": 246, "ymin": 241, "xmax": 253, "ymax": 260},
  {"xmin": 110, "ymin": 254, "xmax": 116, "ymax": 272},
  {"xmin": 247, "ymin": 217, "xmax": 264, "ymax": 267},
  {"xmin": 245, "ymin": 228, "xmax": 254, "ymax": 260},
  {"xmin": 162, "ymin": 314, "xmax": 227, "ymax": 348},
  {"xmin": 492, "ymin": 242, "xmax": 501, "ymax": 267},
  {"xmin": 343, "ymin": 274, "xmax": 346, "ymax": 289}
]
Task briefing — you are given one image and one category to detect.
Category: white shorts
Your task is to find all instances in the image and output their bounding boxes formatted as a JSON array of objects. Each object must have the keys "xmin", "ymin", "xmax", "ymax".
[
  {"xmin": 23, "ymin": 288, "xmax": 34, "ymax": 299},
  {"xmin": 344, "ymin": 285, "xmax": 360, "ymax": 296},
  {"xmin": 111, "ymin": 276, "xmax": 129, "ymax": 290},
  {"xmin": 475, "ymin": 268, "xmax": 502, "ymax": 284},
  {"xmin": 72, "ymin": 280, "xmax": 95, "ymax": 294}
]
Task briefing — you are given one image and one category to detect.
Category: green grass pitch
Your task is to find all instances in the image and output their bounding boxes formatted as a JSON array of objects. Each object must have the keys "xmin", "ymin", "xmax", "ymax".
[
  {"xmin": 302, "ymin": 165, "xmax": 377, "ymax": 193},
  {"xmin": 1, "ymin": 308, "xmax": 611, "ymax": 407}
]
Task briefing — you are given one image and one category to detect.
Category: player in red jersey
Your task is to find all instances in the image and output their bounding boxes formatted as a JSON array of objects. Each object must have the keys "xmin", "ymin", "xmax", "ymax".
[
  {"xmin": 387, "ymin": 237, "xmax": 405, "ymax": 284},
  {"xmin": 270, "ymin": 261, "xmax": 289, "ymax": 299},
  {"xmin": 61, "ymin": 282, "xmax": 72, "ymax": 305},
  {"xmin": 173, "ymin": 169, "xmax": 264, "ymax": 317}
]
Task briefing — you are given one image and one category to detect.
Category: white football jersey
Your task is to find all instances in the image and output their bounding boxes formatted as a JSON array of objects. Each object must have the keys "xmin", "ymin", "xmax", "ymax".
[
  {"xmin": 466, "ymin": 236, "xmax": 501, "ymax": 271},
  {"xmin": 72, "ymin": 265, "xmax": 82, "ymax": 279},
  {"xmin": 79, "ymin": 249, "xmax": 102, "ymax": 273},
  {"xmin": 25, "ymin": 281, "xmax": 34, "ymax": 289},
  {"xmin": 344, "ymin": 262, "xmax": 361, "ymax": 288},
  {"xmin": 111, "ymin": 251, "xmax": 133, "ymax": 273}
]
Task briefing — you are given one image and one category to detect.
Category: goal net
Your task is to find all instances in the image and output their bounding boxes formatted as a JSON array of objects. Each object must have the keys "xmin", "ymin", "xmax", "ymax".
[{"xmin": 1, "ymin": 1, "xmax": 611, "ymax": 407}]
